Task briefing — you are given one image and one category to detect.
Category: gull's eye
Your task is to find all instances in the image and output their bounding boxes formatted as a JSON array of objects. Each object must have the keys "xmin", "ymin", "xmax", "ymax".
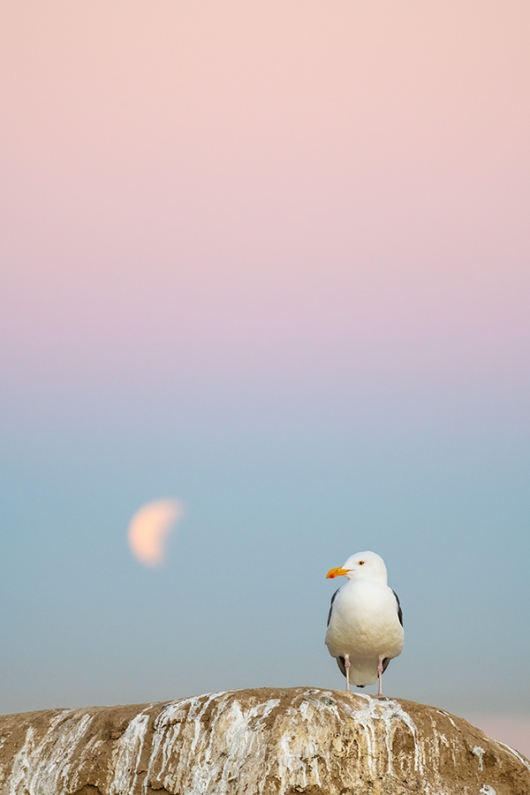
[{"xmin": 359, "ymin": 561, "xmax": 365, "ymax": 565}]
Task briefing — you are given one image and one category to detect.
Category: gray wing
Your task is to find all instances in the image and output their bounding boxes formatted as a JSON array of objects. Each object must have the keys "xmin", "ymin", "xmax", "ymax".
[
  {"xmin": 327, "ymin": 587, "xmax": 340, "ymax": 626},
  {"xmin": 392, "ymin": 590, "xmax": 403, "ymax": 626},
  {"xmin": 382, "ymin": 591, "xmax": 403, "ymax": 674},
  {"xmin": 336, "ymin": 656, "xmax": 347, "ymax": 677}
]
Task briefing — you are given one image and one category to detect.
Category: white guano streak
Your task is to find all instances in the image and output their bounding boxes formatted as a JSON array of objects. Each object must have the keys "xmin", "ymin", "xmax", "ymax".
[
  {"xmin": 110, "ymin": 710, "xmax": 151, "ymax": 795},
  {"xmin": 473, "ymin": 746, "xmax": 485, "ymax": 772},
  {"xmin": 5, "ymin": 711, "xmax": 93, "ymax": 795},
  {"xmin": 352, "ymin": 694, "xmax": 424, "ymax": 778},
  {"xmin": 145, "ymin": 691, "xmax": 280, "ymax": 795}
]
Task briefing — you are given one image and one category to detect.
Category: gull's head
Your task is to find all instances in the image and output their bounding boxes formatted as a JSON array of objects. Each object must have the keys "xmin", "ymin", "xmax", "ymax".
[{"xmin": 326, "ymin": 550, "xmax": 388, "ymax": 584}]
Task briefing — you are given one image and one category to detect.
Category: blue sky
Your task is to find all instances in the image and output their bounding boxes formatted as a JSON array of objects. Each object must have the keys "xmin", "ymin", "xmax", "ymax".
[{"xmin": 2, "ymin": 391, "xmax": 529, "ymax": 716}]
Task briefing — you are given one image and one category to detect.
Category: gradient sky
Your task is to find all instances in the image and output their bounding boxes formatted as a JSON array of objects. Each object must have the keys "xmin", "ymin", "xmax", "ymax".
[{"xmin": 1, "ymin": 0, "xmax": 530, "ymax": 754}]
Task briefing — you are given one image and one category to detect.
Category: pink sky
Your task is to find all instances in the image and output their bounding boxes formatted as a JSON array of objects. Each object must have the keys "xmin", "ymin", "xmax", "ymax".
[{"xmin": 1, "ymin": 1, "xmax": 529, "ymax": 416}]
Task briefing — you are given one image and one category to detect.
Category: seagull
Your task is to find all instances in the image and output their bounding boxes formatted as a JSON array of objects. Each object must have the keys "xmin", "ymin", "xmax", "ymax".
[{"xmin": 325, "ymin": 550, "xmax": 404, "ymax": 697}]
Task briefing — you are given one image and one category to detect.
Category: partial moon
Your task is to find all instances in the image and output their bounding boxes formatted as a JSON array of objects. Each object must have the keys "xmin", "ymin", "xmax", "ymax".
[{"xmin": 127, "ymin": 498, "xmax": 184, "ymax": 566}]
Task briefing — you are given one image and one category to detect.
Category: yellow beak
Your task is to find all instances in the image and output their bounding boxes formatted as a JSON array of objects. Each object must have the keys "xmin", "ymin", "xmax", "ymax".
[{"xmin": 326, "ymin": 566, "xmax": 350, "ymax": 579}]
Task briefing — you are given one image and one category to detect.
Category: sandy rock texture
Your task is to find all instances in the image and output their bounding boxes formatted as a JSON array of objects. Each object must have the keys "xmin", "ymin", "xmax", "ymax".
[{"xmin": 0, "ymin": 687, "xmax": 528, "ymax": 795}]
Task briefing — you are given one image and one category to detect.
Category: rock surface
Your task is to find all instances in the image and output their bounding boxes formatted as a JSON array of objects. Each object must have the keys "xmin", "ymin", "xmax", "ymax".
[{"xmin": 0, "ymin": 687, "xmax": 528, "ymax": 795}]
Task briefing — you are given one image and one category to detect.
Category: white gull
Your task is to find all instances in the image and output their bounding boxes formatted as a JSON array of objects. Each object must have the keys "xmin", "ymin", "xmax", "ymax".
[{"xmin": 325, "ymin": 550, "xmax": 404, "ymax": 697}]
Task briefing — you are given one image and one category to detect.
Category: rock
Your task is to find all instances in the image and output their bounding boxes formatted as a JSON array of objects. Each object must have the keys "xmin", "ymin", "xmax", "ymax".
[{"xmin": 0, "ymin": 687, "xmax": 528, "ymax": 795}]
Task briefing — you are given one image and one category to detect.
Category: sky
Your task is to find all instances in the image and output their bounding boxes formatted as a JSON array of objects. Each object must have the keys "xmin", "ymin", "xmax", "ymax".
[{"xmin": 1, "ymin": 0, "xmax": 530, "ymax": 755}]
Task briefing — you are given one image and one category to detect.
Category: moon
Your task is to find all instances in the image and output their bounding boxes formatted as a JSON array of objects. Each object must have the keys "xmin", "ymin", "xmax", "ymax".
[{"xmin": 127, "ymin": 498, "xmax": 184, "ymax": 566}]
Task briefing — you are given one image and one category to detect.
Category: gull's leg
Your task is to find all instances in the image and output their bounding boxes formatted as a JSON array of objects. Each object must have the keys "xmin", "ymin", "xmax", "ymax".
[
  {"xmin": 344, "ymin": 655, "xmax": 351, "ymax": 693},
  {"xmin": 376, "ymin": 657, "xmax": 384, "ymax": 698}
]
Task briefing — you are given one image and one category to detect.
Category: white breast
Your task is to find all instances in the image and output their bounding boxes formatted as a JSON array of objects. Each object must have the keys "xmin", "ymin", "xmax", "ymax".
[{"xmin": 325, "ymin": 577, "xmax": 404, "ymax": 662}]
